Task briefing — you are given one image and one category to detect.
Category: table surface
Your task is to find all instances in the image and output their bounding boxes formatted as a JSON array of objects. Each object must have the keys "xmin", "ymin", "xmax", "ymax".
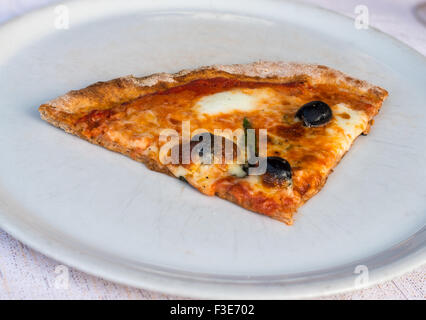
[{"xmin": 0, "ymin": 0, "xmax": 424, "ymax": 299}]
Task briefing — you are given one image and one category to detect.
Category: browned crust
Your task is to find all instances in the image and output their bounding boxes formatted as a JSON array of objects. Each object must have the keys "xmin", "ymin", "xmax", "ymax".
[
  {"xmin": 40, "ymin": 61, "xmax": 388, "ymax": 114},
  {"xmin": 38, "ymin": 61, "xmax": 388, "ymax": 224}
]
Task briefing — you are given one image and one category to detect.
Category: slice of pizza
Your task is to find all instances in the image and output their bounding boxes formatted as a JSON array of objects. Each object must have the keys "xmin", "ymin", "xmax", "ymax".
[{"xmin": 39, "ymin": 61, "xmax": 388, "ymax": 225}]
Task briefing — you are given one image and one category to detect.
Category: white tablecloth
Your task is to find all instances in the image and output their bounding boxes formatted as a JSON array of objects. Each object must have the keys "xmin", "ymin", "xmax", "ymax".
[{"xmin": 0, "ymin": 0, "xmax": 424, "ymax": 299}]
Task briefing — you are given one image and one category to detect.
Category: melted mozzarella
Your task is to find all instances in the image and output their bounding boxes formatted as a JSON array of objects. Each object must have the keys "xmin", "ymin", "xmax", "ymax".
[
  {"xmin": 195, "ymin": 88, "xmax": 277, "ymax": 115},
  {"xmin": 227, "ymin": 164, "xmax": 246, "ymax": 178},
  {"xmin": 327, "ymin": 103, "xmax": 369, "ymax": 157},
  {"xmin": 168, "ymin": 95, "xmax": 369, "ymax": 198},
  {"xmin": 172, "ymin": 165, "xmax": 188, "ymax": 178},
  {"xmin": 107, "ymin": 130, "xmax": 151, "ymax": 150},
  {"xmin": 333, "ymin": 103, "xmax": 368, "ymax": 140}
]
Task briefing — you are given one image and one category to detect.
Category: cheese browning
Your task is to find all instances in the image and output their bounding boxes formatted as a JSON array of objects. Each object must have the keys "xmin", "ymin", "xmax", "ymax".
[{"xmin": 39, "ymin": 64, "xmax": 387, "ymax": 225}]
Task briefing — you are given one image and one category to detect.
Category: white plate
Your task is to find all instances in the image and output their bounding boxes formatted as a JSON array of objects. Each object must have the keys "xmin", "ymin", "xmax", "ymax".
[{"xmin": 0, "ymin": 0, "xmax": 425, "ymax": 299}]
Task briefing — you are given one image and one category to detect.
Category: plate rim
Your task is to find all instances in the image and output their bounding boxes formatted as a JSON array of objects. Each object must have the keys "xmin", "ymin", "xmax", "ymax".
[{"xmin": 0, "ymin": 0, "xmax": 425, "ymax": 299}]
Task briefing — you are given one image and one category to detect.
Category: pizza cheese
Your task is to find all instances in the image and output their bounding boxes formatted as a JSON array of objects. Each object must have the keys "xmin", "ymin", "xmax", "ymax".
[{"xmin": 39, "ymin": 62, "xmax": 388, "ymax": 224}]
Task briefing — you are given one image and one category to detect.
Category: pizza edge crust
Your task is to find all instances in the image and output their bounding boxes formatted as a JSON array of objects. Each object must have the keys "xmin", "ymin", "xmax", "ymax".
[
  {"xmin": 39, "ymin": 61, "xmax": 388, "ymax": 224},
  {"xmin": 40, "ymin": 61, "xmax": 388, "ymax": 114}
]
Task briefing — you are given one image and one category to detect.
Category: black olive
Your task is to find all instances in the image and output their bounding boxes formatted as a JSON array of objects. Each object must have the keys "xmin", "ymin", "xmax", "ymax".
[
  {"xmin": 295, "ymin": 101, "xmax": 332, "ymax": 127},
  {"xmin": 263, "ymin": 157, "xmax": 292, "ymax": 187}
]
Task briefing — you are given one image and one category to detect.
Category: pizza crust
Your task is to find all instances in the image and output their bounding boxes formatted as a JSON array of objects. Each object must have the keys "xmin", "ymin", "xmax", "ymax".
[
  {"xmin": 41, "ymin": 61, "xmax": 387, "ymax": 115},
  {"xmin": 39, "ymin": 61, "xmax": 388, "ymax": 225}
]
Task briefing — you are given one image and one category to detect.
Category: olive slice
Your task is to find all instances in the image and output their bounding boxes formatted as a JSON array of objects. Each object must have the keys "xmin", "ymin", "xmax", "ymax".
[
  {"xmin": 262, "ymin": 156, "xmax": 292, "ymax": 187},
  {"xmin": 295, "ymin": 101, "xmax": 332, "ymax": 127}
]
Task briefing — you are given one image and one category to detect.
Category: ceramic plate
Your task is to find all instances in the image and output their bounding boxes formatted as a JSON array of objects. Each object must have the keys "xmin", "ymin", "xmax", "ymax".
[{"xmin": 0, "ymin": 0, "xmax": 424, "ymax": 298}]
